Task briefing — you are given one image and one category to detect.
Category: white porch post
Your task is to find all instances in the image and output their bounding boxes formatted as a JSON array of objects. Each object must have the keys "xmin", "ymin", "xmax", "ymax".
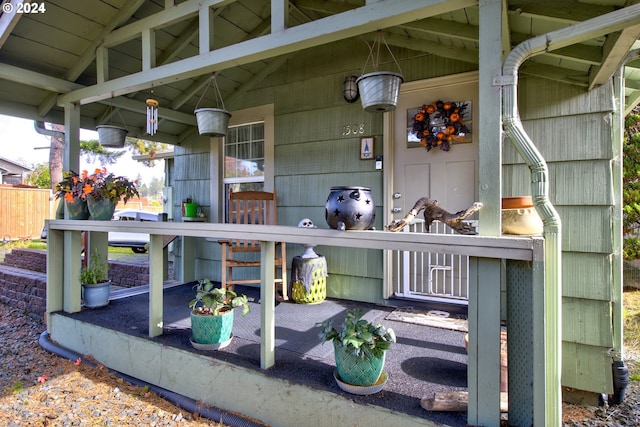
[
  {"xmin": 149, "ymin": 233, "xmax": 164, "ymax": 337},
  {"xmin": 260, "ymin": 240, "xmax": 276, "ymax": 369},
  {"xmin": 62, "ymin": 103, "xmax": 82, "ymax": 313},
  {"xmin": 471, "ymin": 0, "xmax": 505, "ymax": 424}
]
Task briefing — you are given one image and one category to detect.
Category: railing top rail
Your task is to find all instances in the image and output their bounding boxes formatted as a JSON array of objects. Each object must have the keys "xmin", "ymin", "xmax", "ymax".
[{"xmin": 47, "ymin": 220, "xmax": 542, "ymax": 261}]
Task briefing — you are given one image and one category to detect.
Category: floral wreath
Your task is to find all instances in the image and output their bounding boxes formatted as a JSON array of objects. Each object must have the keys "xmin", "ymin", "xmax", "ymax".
[{"xmin": 412, "ymin": 100, "xmax": 470, "ymax": 152}]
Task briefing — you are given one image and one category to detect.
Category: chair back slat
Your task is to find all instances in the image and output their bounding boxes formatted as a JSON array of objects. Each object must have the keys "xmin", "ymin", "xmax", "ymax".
[{"xmin": 228, "ymin": 190, "xmax": 277, "ymax": 248}]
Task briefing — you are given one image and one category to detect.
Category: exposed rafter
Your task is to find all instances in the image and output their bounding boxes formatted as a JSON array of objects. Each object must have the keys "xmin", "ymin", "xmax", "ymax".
[
  {"xmin": 36, "ymin": 0, "xmax": 146, "ymax": 118},
  {"xmin": 59, "ymin": 0, "xmax": 477, "ymax": 106},
  {"xmin": 589, "ymin": 24, "xmax": 640, "ymax": 89},
  {"xmin": 0, "ymin": 0, "xmax": 29, "ymax": 50}
]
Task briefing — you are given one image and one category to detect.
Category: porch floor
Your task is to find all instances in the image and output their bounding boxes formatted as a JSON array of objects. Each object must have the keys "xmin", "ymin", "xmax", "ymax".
[{"xmin": 56, "ymin": 283, "xmax": 469, "ymax": 426}]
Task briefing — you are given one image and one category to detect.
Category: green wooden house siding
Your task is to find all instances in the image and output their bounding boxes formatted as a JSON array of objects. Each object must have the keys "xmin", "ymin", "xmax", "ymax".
[{"xmin": 505, "ymin": 77, "xmax": 617, "ymax": 393}]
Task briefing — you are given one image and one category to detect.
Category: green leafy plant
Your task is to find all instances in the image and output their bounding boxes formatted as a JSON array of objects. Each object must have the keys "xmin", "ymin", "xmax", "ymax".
[
  {"xmin": 80, "ymin": 251, "xmax": 109, "ymax": 285},
  {"xmin": 81, "ymin": 167, "xmax": 139, "ymax": 203},
  {"xmin": 317, "ymin": 308, "xmax": 396, "ymax": 359},
  {"xmin": 188, "ymin": 279, "xmax": 250, "ymax": 316},
  {"xmin": 624, "ymin": 108, "xmax": 640, "ymax": 260}
]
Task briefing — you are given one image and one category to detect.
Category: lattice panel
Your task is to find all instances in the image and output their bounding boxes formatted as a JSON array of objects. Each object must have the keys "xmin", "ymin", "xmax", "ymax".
[{"xmin": 506, "ymin": 260, "xmax": 534, "ymax": 426}]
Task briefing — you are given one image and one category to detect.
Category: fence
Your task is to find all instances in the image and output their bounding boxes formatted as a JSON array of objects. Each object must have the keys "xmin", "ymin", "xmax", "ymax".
[{"xmin": 0, "ymin": 185, "xmax": 53, "ymax": 241}]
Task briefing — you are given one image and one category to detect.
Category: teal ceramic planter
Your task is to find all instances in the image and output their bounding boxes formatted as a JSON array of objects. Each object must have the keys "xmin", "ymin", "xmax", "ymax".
[
  {"xmin": 333, "ymin": 341, "xmax": 386, "ymax": 386},
  {"xmin": 190, "ymin": 309, "xmax": 234, "ymax": 345},
  {"xmin": 87, "ymin": 196, "xmax": 117, "ymax": 220},
  {"xmin": 65, "ymin": 199, "xmax": 90, "ymax": 220}
]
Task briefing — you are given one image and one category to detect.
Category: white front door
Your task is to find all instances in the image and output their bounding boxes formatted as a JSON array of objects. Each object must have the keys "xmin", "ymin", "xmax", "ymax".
[{"xmin": 388, "ymin": 72, "xmax": 479, "ymax": 303}]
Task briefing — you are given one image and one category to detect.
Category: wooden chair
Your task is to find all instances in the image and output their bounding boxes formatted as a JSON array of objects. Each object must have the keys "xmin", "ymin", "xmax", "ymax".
[{"xmin": 219, "ymin": 190, "xmax": 288, "ymax": 301}]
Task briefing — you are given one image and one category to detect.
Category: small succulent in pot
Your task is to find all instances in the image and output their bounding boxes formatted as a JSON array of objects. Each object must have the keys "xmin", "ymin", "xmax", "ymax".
[
  {"xmin": 188, "ymin": 279, "xmax": 250, "ymax": 316},
  {"xmin": 317, "ymin": 308, "xmax": 396, "ymax": 359}
]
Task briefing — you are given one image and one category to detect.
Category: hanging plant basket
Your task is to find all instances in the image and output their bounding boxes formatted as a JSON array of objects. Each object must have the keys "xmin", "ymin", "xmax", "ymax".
[
  {"xmin": 195, "ymin": 108, "xmax": 231, "ymax": 136},
  {"xmin": 357, "ymin": 71, "xmax": 404, "ymax": 113},
  {"xmin": 194, "ymin": 73, "xmax": 232, "ymax": 136},
  {"xmin": 96, "ymin": 125, "xmax": 128, "ymax": 148},
  {"xmin": 356, "ymin": 31, "xmax": 404, "ymax": 113}
]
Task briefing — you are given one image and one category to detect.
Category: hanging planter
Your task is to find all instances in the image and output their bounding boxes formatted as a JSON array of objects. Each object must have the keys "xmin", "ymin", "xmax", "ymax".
[
  {"xmin": 194, "ymin": 73, "xmax": 232, "ymax": 136},
  {"xmin": 96, "ymin": 125, "xmax": 128, "ymax": 148},
  {"xmin": 356, "ymin": 31, "xmax": 404, "ymax": 113},
  {"xmin": 96, "ymin": 107, "xmax": 129, "ymax": 147}
]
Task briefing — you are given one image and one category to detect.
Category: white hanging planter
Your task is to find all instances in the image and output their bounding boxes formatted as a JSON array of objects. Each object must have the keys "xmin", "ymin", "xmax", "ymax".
[
  {"xmin": 195, "ymin": 108, "xmax": 232, "ymax": 136},
  {"xmin": 356, "ymin": 71, "xmax": 404, "ymax": 113},
  {"xmin": 194, "ymin": 74, "xmax": 232, "ymax": 136},
  {"xmin": 356, "ymin": 32, "xmax": 404, "ymax": 113},
  {"xmin": 96, "ymin": 125, "xmax": 128, "ymax": 148}
]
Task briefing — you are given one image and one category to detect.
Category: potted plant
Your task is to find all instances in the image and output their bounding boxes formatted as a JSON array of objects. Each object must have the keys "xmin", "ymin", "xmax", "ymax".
[
  {"xmin": 80, "ymin": 168, "xmax": 139, "ymax": 220},
  {"xmin": 188, "ymin": 279, "xmax": 250, "ymax": 350},
  {"xmin": 55, "ymin": 170, "xmax": 90, "ymax": 219},
  {"xmin": 317, "ymin": 308, "xmax": 396, "ymax": 391},
  {"xmin": 80, "ymin": 250, "xmax": 111, "ymax": 308}
]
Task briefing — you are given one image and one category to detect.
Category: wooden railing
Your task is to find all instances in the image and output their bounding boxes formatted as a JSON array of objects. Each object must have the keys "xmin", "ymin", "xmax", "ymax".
[{"xmin": 45, "ymin": 219, "xmax": 547, "ymax": 426}]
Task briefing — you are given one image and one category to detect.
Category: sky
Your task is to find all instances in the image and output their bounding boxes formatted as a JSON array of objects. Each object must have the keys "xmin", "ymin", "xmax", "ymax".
[{"xmin": 0, "ymin": 114, "xmax": 164, "ymax": 185}]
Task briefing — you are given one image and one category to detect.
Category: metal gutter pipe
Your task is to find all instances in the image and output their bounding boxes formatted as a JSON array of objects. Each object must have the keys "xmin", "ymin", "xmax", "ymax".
[
  {"xmin": 33, "ymin": 120, "xmax": 65, "ymax": 138},
  {"xmin": 500, "ymin": 3, "xmax": 640, "ymax": 424}
]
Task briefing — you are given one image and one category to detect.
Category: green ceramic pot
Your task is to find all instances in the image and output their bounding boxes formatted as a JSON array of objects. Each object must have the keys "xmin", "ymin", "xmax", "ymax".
[
  {"xmin": 190, "ymin": 309, "xmax": 234, "ymax": 344},
  {"xmin": 87, "ymin": 195, "xmax": 117, "ymax": 220},
  {"xmin": 333, "ymin": 341, "xmax": 386, "ymax": 386},
  {"xmin": 65, "ymin": 199, "xmax": 90, "ymax": 220}
]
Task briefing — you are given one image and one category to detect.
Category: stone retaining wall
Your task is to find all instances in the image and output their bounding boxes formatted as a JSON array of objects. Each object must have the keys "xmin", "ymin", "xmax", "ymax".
[
  {"xmin": 0, "ymin": 249, "xmax": 167, "ymax": 315},
  {"xmin": 0, "ymin": 266, "xmax": 46, "ymax": 315}
]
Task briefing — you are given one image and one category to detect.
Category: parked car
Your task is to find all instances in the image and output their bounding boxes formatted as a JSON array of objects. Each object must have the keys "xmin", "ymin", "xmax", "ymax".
[
  {"xmin": 108, "ymin": 209, "xmax": 160, "ymax": 253},
  {"xmin": 42, "ymin": 209, "xmax": 160, "ymax": 254}
]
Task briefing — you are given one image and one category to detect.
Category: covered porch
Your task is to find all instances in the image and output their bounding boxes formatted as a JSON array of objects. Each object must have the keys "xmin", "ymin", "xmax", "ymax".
[{"xmin": 46, "ymin": 219, "xmax": 545, "ymax": 426}]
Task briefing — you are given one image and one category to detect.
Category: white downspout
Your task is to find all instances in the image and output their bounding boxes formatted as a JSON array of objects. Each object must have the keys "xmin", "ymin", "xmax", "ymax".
[{"xmin": 501, "ymin": 4, "xmax": 640, "ymax": 424}]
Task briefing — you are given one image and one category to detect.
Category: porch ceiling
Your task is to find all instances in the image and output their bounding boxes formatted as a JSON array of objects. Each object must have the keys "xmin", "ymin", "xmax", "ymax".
[{"xmin": 0, "ymin": 0, "xmax": 639, "ymax": 145}]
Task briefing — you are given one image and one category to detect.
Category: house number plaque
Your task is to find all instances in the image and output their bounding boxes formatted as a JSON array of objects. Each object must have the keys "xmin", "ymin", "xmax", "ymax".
[{"xmin": 341, "ymin": 123, "xmax": 365, "ymax": 136}]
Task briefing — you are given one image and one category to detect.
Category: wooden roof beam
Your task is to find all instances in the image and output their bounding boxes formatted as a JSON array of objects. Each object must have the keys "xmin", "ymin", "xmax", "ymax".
[
  {"xmin": 0, "ymin": 0, "xmax": 28, "ymax": 50},
  {"xmin": 374, "ymin": 32, "xmax": 478, "ymax": 65},
  {"xmin": 0, "ymin": 63, "xmax": 83, "ymax": 93},
  {"xmin": 102, "ymin": 0, "xmax": 234, "ymax": 48},
  {"xmin": 589, "ymin": 24, "xmax": 640, "ymax": 89},
  {"xmin": 508, "ymin": 0, "xmax": 616, "ymax": 24},
  {"xmin": 36, "ymin": 0, "xmax": 146, "ymax": 117},
  {"xmin": 60, "ymin": 0, "xmax": 477, "ymax": 106}
]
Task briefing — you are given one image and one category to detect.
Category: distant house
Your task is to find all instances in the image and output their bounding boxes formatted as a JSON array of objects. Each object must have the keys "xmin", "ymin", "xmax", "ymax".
[{"xmin": 0, "ymin": 157, "xmax": 31, "ymax": 185}]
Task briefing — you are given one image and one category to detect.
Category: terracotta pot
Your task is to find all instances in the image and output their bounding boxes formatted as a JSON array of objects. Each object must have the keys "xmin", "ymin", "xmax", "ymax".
[{"xmin": 501, "ymin": 196, "xmax": 533, "ymax": 209}]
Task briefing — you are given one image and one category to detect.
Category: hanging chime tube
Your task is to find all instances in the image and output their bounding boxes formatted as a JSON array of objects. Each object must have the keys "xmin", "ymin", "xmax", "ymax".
[{"xmin": 146, "ymin": 98, "xmax": 159, "ymax": 135}]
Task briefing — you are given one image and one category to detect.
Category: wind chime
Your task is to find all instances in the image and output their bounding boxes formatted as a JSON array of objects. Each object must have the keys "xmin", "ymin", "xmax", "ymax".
[{"xmin": 146, "ymin": 91, "xmax": 159, "ymax": 135}]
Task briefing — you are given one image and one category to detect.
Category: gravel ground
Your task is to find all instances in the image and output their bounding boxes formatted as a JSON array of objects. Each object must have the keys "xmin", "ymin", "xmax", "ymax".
[{"xmin": 0, "ymin": 303, "xmax": 235, "ymax": 427}]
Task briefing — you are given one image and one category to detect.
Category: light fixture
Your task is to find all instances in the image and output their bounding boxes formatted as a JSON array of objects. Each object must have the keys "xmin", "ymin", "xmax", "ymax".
[
  {"xmin": 146, "ymin": 93, "xmax": 159, "ymax": 135},
  {"xmin": 343, "ymin": 76, "xmax": 359, "ymax": 103}
]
